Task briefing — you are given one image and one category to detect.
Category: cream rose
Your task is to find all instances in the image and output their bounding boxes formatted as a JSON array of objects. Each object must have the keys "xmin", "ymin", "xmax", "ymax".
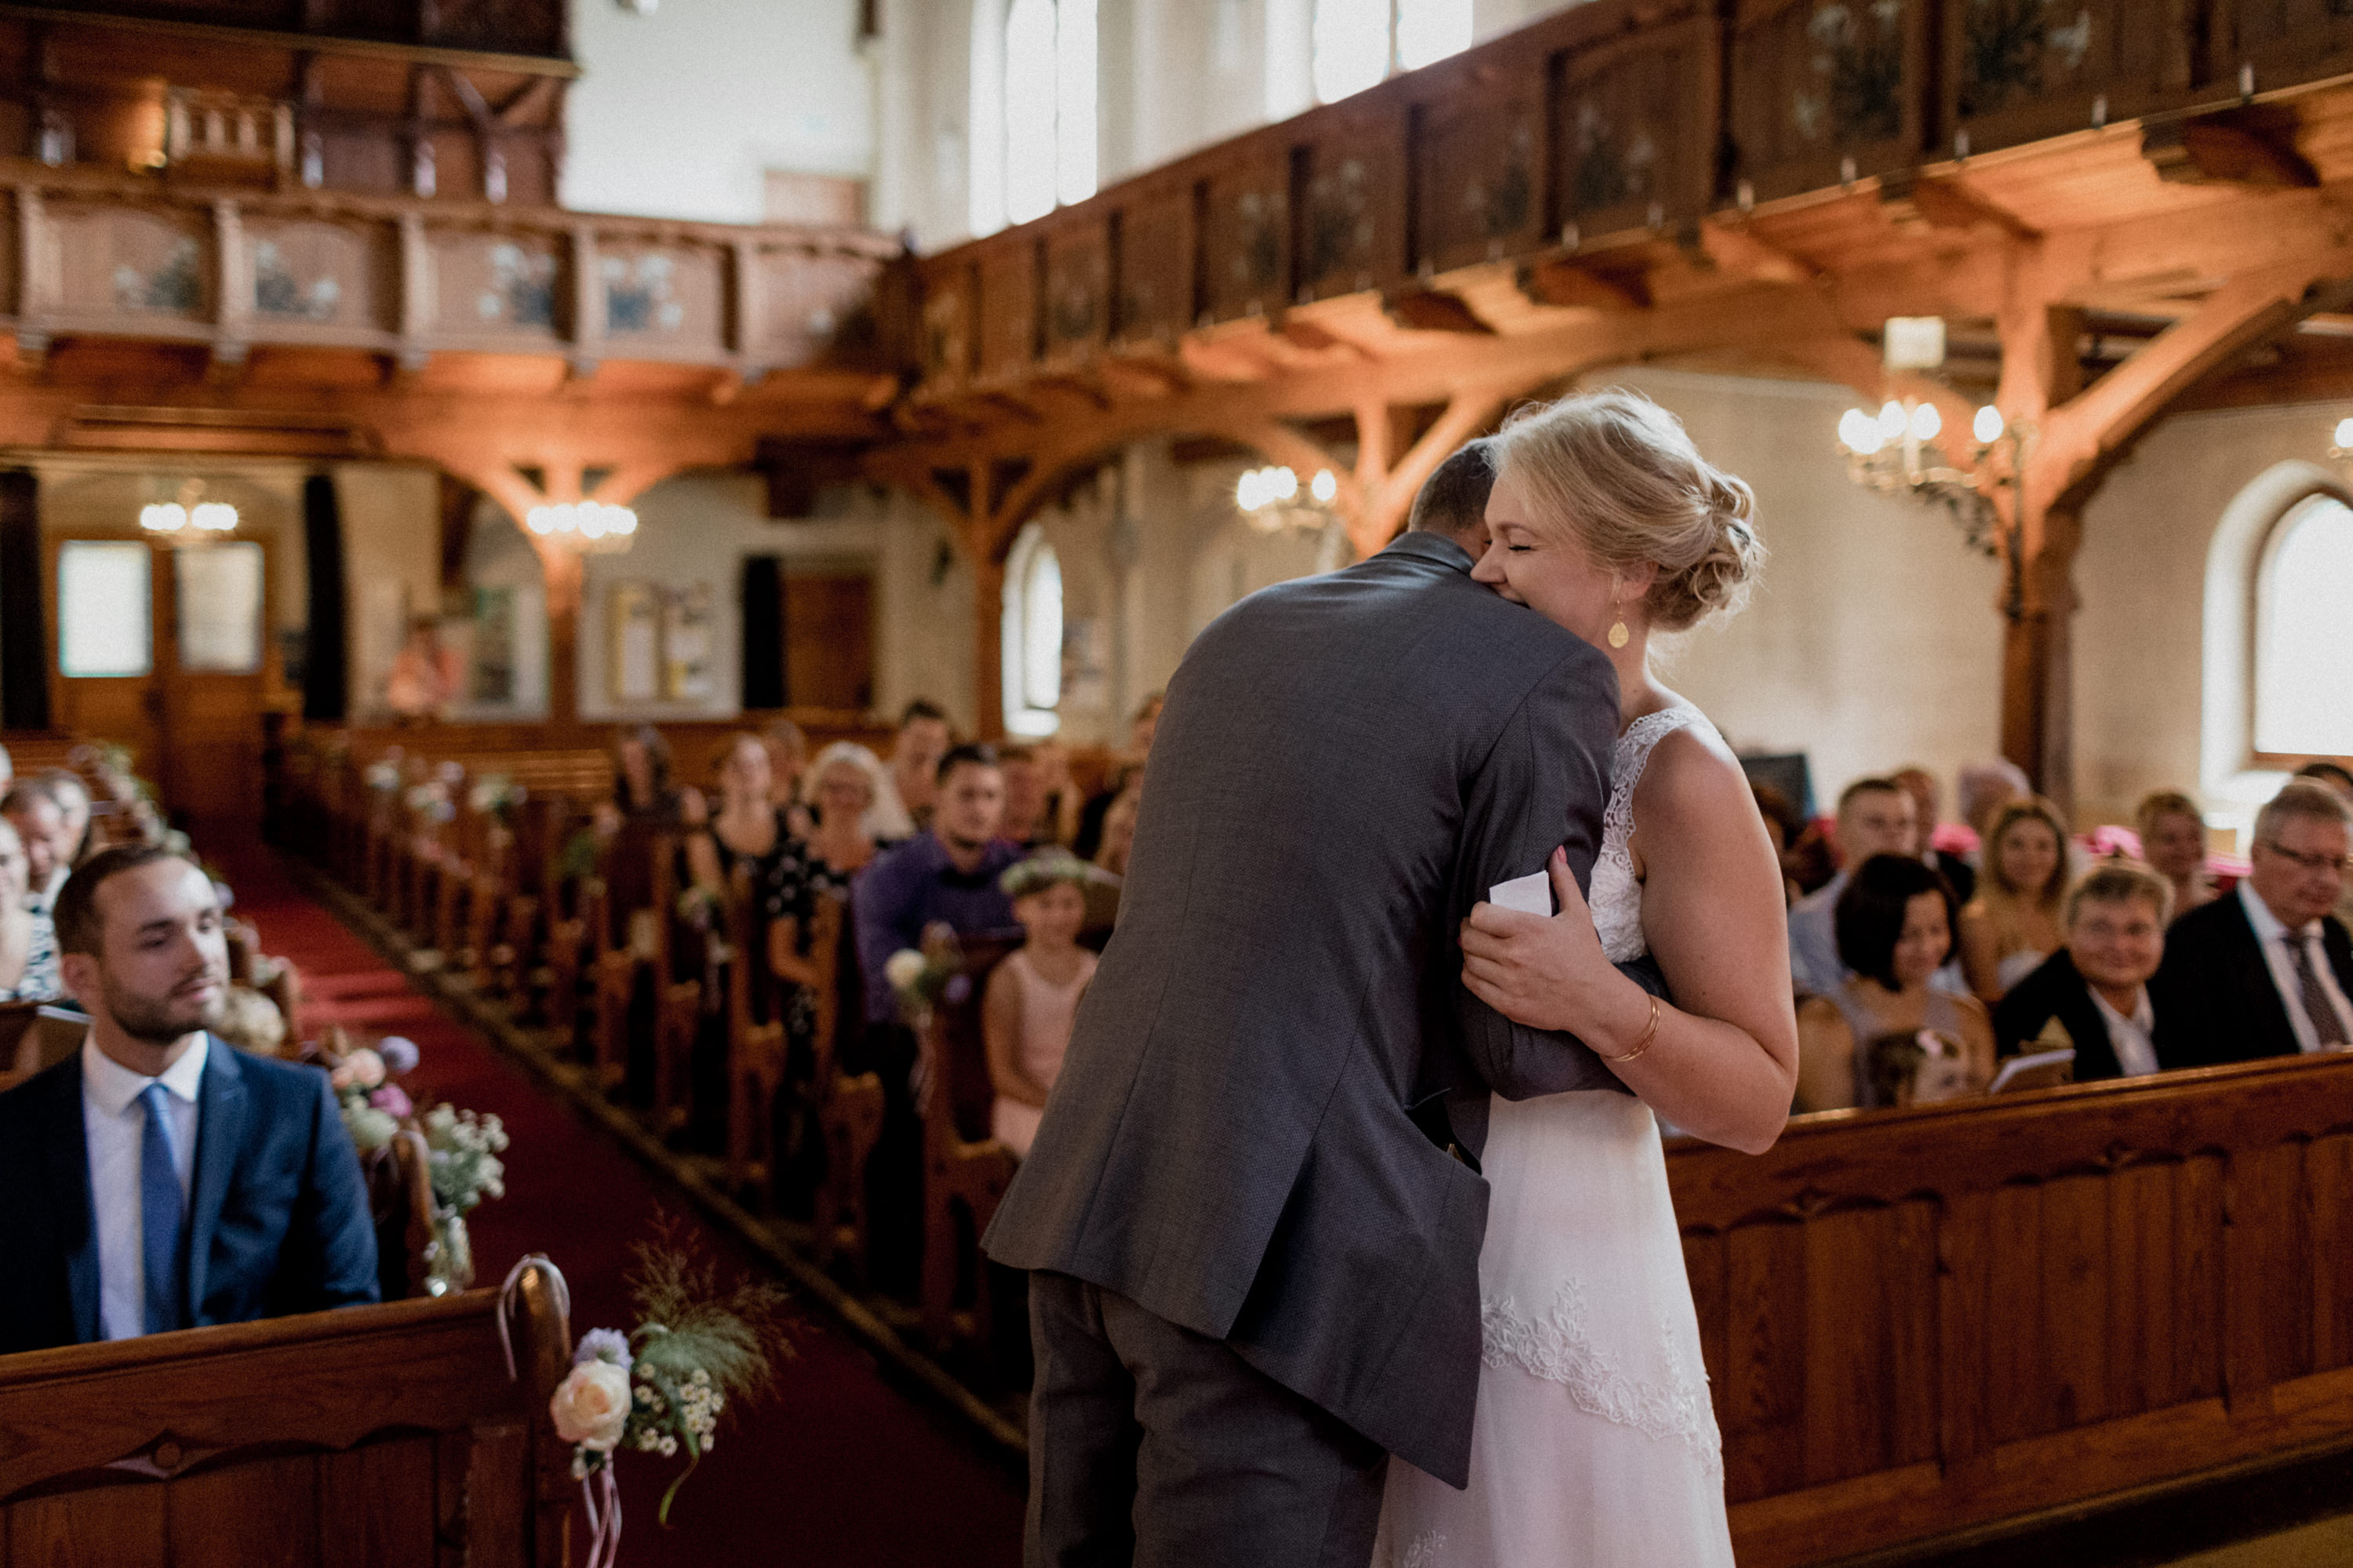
[
  {"xmin": 883, "ymin": 949, "xmax": 927, "ymax": 991},
  {"xmin": 551, "ymin": 1362, "xmax": 633, "ymax": 1451}
]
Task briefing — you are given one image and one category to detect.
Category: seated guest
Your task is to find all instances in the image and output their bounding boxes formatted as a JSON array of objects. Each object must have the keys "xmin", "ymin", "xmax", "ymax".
[
  {"xmin": 1893, "ymin": 764, "xmax": 1976, "ymax": 906},
  {"xmin": 1956, "ymin": 758, "xmax": 2031, "ymax": 858},
  {"xmin": 1091, "ymin": 777, "xmax": 1144, "ymax": 879},
  {"xmin": 1958, "ymin": 797, "xmax": 2070, "ymax": 1003},
  {"xmin": 0, "ymin": 819, "xmax": 56, "ymax": 1001},
  {"xmin": 1750, "ymin": 784, "xmax": 1806, "ymax": 908},
  {"xmin": 996, "ymin": 745, "xmax": 1058, "ymax": 849},
  {"xmin": 5, "ymin": 778, "xmax": 75, "ymax": 913},
  {"xmin": 38, "ymin": 770, "xmax": 94, "ymax": 871},
  {"xmin": 1031, "ymin": 740, "xmax": 1082, "ymax": 847},
  {"xmin": 799, "ymin": 743, "xmax": 898, "ymax": 868},
  {"xmin": 985, "ymin": 852, "xmax": 1098, "ymax": 1158},
  {"xmin": 1074, "ymin": 694, "xmax": 1162, "ymax": 860},
  {"xmin": 606, "ymin": 723, "xmax": 694, "ymax": 828},
  {"xmin": 0, "ymin": 845, "xmax": 377, "ymax": 1354},
  {"xmin": 1787, "ymin": 777, "xmax": 1918, "ymax": 995},
  {"xmin": 1795, "ymin": 853, "xmax": 1993, "ymax": 1112},
  {"xmin": 2295, "ymin": 762, "xmax": 2353, "ymax": 933},
  {"xmin": 1993, "ymin": 864, "xmax": 2172, "ymax": 1079},
  {"xmin": 2152, "ymin": 781, "xmax": 2353, "ymax": 1068},
  {"xmin": 885, "ymin": 699, "xmax": 954, "ymax": 833},
  {"xmin": 760, "ymin": 718, "xmax": 809, "ymax": 813},
  {"xmin": 1860, "ymin": 1028, "xmax": 1979, "ymax": 1108},
  {"xmin": 855, "ymin": 744, "xmax": 1023, "ymax": 1030},
  {"xmin": 2136, "ymin": 790, "xmax": 2216, "ymax": 922},
  {"xmin": 686, "ymin": 733, "xmax": 796, "ymax": 901}
]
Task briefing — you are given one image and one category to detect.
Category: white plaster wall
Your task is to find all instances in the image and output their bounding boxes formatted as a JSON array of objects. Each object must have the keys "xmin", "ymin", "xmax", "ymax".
[
  {"xmin": 2073, "ymin": 400, "xmax": 2350, "ymax": 829},
  {"xmin": 574, "ymin": 471, "xmax": 884, "ymax": 722},
  {"xmin": 868, "ymin": 486, "xmax": 979, "ymax": 734},
  {"xmin": 563, "ymin": 0, "xmax": 873, "ymax": 224}
]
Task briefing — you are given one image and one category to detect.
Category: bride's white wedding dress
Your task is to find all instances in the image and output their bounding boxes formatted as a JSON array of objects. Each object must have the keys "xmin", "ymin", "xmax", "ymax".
[{"xmin": 1375, "ymin": 704, "xmax": 1735, "ymax": 1568}]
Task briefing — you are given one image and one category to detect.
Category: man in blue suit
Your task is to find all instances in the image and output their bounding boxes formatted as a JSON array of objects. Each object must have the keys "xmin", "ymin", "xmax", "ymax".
[{"xmin": 0, "ymin": 843, "xmax": 377, "ymax": 1356}]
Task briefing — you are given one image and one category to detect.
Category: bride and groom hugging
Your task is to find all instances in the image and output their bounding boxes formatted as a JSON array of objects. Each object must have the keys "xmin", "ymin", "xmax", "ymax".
[{"xmin": 985, "ymin": 389, "xmax": 1801, "ymax": 1568}]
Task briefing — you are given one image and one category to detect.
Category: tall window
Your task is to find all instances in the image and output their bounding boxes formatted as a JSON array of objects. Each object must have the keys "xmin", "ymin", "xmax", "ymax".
[
  {"xmin": 2254, "ymin": 494, "xmax": 2353, "ymax": 755},
  {"xmin": 974, "ymin": 0, "xmax": 1097, "ymax": 235},
  {"xmin": 1003, "ymin": 523, "xmax": 1065, "ymax": 737},
  {"xmin": 1313, "ymin": 0, "xmax": 1471, "ymax": 104}
]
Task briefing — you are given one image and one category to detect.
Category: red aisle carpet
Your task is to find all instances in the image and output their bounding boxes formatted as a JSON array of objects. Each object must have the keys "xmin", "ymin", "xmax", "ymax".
[{"xmin": 214, "ymin": 842, "xmax": 1025, "ymax": 1568}]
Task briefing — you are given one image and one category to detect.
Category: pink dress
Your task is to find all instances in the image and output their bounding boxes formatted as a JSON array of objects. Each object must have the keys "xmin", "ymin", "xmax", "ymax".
[{"xmin": 991, "ymin": 947, "xmax": 1097, "ymax": 1157}]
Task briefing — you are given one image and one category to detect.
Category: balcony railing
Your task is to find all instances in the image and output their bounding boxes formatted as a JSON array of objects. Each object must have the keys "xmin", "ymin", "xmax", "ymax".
[
  {"xmin": 912, "ymin": 0, "xmax": 2353, "ymax": 397},
  {"xmin": 5, "ymin": 166, "xmax": 902, "ymax": 380}
]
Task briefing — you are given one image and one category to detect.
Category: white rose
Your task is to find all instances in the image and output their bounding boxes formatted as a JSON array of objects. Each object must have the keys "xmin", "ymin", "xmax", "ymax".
[
  {"xmin": 551, "ymin": 1362, "xmax": 633, "ymax": 1451},
  {"xmin": 345, "ymin": 1108, "xmax": 399, "ymax": 1152},
  {"xmin": 883, "ymin": 949, "xmax": 927, "ymax": 991}
]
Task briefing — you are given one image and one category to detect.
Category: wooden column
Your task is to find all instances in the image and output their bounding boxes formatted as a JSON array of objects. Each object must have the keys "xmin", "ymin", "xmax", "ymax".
[
  {"xmin": 971, "ymin": 549, "xmax": 1005, "ymax": 741},
  {"xmin": 1996, "ymin": 304, "xmax": 2084, "ymax": 809},
  {"xmin": 538, "ymin": 543, "xmax": 582, "ymax": 727}
]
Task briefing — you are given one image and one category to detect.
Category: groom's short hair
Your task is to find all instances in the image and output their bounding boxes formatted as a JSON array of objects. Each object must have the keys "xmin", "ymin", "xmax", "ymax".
[{"xmin": 1407, "ymin": 438, "xmax": 1497, "ymax": 548}]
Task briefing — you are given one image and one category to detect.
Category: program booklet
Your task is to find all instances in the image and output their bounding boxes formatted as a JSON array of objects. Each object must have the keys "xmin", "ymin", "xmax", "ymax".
[{"xmin": 1990, "ymin": 1046, "xmax": 2076, "ymax": 1094}]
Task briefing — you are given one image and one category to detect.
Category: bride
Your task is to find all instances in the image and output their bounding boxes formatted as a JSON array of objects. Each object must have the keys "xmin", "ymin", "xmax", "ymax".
[{"xmin": 1378, "ymin": 390, "xmax": 1800, "ymax": 1566}]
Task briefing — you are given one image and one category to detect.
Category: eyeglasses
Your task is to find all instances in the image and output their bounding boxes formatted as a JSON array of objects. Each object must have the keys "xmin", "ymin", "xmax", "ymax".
[{"xmin": 2258, "ymin": 840, "xmax": 2353, "ymax": 876}]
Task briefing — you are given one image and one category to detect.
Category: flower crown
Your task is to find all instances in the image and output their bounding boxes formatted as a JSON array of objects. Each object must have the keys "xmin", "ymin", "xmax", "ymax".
[{"xmin": 1000, "ymin": 848, "xmax": 1093, "ymax": 900}]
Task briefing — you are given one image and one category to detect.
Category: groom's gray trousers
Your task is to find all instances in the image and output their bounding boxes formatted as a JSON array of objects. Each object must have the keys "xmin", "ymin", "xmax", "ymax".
[{"xmin": 1027, "ymin": 1271, "xmax": 1387, "ymax": 1568}]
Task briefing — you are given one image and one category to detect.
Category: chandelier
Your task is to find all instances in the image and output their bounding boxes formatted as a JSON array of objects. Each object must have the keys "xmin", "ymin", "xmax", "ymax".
[
  {"xmin": 1832, "ymin": 316, "xmax": 2029, "ymax": 560},
  {"xmin": 524, "ymin": 499, "xmax": 638, "ymax": 554},
  {"xmin": 140, "ymin": 479, "xmax": 238, "ymax": 538},
  {"xmin": 1237, "ymin": 464, "xmax": 1339, "ymax": 534}
]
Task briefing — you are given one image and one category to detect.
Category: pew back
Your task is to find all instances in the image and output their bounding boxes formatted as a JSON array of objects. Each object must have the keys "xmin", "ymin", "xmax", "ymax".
[
  {"xmin": 1670, "ymin": 1051, "xmax": 2353, "ymax": 1566},
  {"xmin": 0, "ymin": 1265, "xmax": 572, "ymax": 1568}
]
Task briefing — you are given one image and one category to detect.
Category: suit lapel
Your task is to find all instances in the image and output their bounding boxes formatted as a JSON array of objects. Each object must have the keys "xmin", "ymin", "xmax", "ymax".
[
  {"xmin": 185, "ymin": 1038, "xmax": 245, "ymax": 1322},
  {"xmin": 44, "ymin": 1057, "xmax": 101, "ymax": 1342},
  {"xmin": 2222, "ymin": 897, "xmax": 2302, "ymax": 1057}
]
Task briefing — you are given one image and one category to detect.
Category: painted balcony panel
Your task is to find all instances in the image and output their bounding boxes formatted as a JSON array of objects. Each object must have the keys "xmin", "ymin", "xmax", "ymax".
[
  {"xmin": 1295, "ymin": 104, "xmax": 1405, "ymax": 303},
  {"xmin": 1200, "ymin": 147, "xmax": 1291, "ymax": 324},
  {"xmin": 1556, "ymin": 11, "xmax": 1720, "ymax": 244},
  {"xmin": 1043, "ymin": 220, "xmax": 1111, "ymax": 363},
  {"xmin": 1730, "ymin": 0, "xmax": 1932, "ymax": 203},
  {"xmin": 1110, "ymin": 182, "xmax": 1193, "ymax": 345},
  {"xmin": 1946, "ymin": 0, "xmax": 2194, "ymax": 158},
  {"xmin": 977, "ymin": 240, "xmax": 1041, "ymax": 380},
  {"xmin": 1408, "ymin": 53, "xmax": 1548, "ymax": 275},
  {"xmin": 432, "ymin": 228, "xmax": 566, "ymax": 343},
  {"xmin": 244, "ymin": 217, "xmax": 397, "ymax": 336},
  {"xmin": 55, "ymin": 205, "xmax": 213, "ymax": 329},
  {"xmin": 599, "ymin": 242, "xmax": 726, "ymax": 359}
]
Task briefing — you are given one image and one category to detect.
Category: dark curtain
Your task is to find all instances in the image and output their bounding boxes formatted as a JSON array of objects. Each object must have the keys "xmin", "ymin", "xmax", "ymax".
[
  {"xmin": 741, "ymin": 554, "xmax": 785, "ymax": 711},
  {"xmin": 0, "ymin": 469, "xmax": 48, "ymax": 731},
  {"xmin": 301, "ymin": 473, "xmax": 348, "ymax": 722}
]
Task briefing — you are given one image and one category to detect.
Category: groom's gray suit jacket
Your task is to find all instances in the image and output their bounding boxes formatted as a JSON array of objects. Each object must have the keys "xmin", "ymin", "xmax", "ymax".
[{"xmin": 983, "ymin": 530, "xmax": 1623, "ymax": 1488}]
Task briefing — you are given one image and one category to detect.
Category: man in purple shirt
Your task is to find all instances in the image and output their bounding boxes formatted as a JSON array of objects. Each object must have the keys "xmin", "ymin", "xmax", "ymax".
[
  {"xmin": 854, "ymin": 743, "xmax": 1025, "ymax": 1025},
  {"xmin": 849, "ymin": 743, "xmax": 1023, "ymax": 1289}
]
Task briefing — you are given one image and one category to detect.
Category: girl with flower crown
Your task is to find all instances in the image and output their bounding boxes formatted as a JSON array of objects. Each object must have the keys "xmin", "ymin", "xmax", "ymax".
[{"xmin": 984, "ymin": 851, "xmax": 1098, "ymax": 1158}]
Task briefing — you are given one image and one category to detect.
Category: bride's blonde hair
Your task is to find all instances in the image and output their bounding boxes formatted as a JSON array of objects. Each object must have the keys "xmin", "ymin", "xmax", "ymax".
[{"xmin": 1491, "ymin": 388, "xmax": 1765, "ymax": 631}]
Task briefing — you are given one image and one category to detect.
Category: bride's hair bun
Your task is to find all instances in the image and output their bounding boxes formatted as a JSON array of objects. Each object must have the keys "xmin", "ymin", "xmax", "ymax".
[{"xmin": 1492, "ymin": 389, "xmax": 1766, "ymax": 632}]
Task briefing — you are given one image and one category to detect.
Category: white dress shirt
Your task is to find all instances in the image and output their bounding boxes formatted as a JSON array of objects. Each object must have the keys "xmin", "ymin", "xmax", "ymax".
[
  {"xmin": 79, "ymin": 1035, "xmax": 207, "ymax": 1341},
  {"xmin": 2087, "ymin": 984, "xmax": 2160, "ymax": 1078},
  {"xmin": 2239, "ymin": 882, "xmax": 2353, "ymax": 1052}
]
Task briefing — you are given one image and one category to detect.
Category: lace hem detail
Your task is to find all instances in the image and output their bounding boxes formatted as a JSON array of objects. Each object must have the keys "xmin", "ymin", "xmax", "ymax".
[
  {"xmin": 1399, "ymin": 1529, "xmax": 1445, "ymax": 1568},
  {"xmin": 1480, "ymin": 1279, "xmax": 1723, "ymax": 1479}
]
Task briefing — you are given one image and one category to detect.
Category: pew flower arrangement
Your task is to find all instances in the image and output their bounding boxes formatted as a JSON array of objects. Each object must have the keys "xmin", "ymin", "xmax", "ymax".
[
  {"xmin": 403, "ymin": 779, "xmax": 456, "ymax": 824},
  {"xmin": 468, "ymin": 773, "xmax": 528, "ymax": 820},
  {"xmin": 547, "ymin": 1228, "xmax": 791, "ymax": 1559},
  {"xmin": 364, "ymin": 759, "xmax": 403, "ymax": 793},
  {"xmin": 883, "ymin": 922, "xmax": 968, "ymax": 1022}
]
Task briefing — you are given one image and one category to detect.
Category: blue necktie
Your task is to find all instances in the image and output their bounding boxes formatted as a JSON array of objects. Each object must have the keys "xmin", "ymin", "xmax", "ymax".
[{"xmin": 139, "ymin": 1082, "xmax": 187, "ymax": 1335}]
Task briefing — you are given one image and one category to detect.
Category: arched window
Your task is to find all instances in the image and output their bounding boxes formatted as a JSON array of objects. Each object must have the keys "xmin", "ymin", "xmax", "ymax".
[
  {"xmin": 975, "ymin": 0, "xmax": 1097, "ymax": 235},
  {"xmin": 1312, "ymin": 0, "xmax": 1470, "ymax": 104},
  {"xmin": 2254, "ymin": 493, "xmax": 2353, "ymax": 756},
  {"xmin": 1003, "ymin": 522, "xmax": 1065, "ymax": 737}
]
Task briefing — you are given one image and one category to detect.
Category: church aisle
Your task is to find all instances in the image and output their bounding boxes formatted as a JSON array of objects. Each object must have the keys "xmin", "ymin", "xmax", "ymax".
[{"xmin": 213, "ymin": 841, "xmax": 1025, "ymax": 1568}]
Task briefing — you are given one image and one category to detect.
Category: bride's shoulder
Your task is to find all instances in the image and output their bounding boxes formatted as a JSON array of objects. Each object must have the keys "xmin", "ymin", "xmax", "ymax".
[{"xmin": 1632, "ymin": 710, "xmax": 1747, "ymax": 824}]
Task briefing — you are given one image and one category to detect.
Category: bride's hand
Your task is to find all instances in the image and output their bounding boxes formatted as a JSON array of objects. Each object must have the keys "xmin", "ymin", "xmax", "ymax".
[{"xmin": 1462, "ymin": 847, "xmax": 1645, "ymax": 1041}]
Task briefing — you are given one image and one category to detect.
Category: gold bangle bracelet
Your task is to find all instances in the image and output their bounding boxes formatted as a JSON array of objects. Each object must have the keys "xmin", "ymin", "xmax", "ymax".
[{"xmin": 1599, "ymin": 994, "xmax": 1661, "ymax": 1064}]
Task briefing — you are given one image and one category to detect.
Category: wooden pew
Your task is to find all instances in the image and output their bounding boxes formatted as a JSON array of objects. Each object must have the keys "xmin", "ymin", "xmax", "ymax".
[
  {"xmin": 916, "ymin": 936, "xmax": 1022, "ymax": 1356},
  {"xmin": 647, "ymin": 830, "xmax": 703, "ymax": 1133},
  {"xmin": 1670, "ymin": 1050, "xmax": 2353, "ymax": 1566},
  {"xmin": 725, "ymin": 863, "xmax": 788, "ymax": 1196},
  {"xmin": 0, "ymin": 1264, "xmax": 573, "ymax": 1567},
  {"xmin": 807, "ymin": 895, "xmax": 885, "ymax": 1280}
]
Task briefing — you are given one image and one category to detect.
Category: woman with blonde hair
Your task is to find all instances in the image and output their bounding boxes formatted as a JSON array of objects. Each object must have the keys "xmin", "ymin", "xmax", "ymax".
[
  {"xmin": 2135, "ymin": 790, "xmax": 2214, "ymax": 922},
  {"xmin": 1957, "ymin": 796, "xmax": 2071, "ymax": 1002},
  {"xmin": 1378, "ymin": 389, "xmax": 1796, "ymax": 1566}
]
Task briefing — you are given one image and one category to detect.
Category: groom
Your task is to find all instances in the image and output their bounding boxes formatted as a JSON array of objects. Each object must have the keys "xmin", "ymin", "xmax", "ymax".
[{"xmin": 985, "ymin": 440, "xmax": 1631, "ymax": 1566}]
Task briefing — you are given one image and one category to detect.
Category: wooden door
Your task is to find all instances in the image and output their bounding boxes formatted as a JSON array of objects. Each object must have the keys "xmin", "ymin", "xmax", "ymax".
[
  {"xmin": 783, "ymin": 571, "xmax": 875, "ymax": 711},
  {"xmin": 48, "ymin": 536, "xmax": 166, "ymax": 779},
  {"xmin": 46, "ymin": 534, "xmax": 271, "ymax": 834}
]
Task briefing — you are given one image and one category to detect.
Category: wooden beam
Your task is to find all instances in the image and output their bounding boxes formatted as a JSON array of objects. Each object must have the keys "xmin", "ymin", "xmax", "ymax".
[{"xmin": 2142, "ymin": 115, "xmax": 2318, "ymax": 191}]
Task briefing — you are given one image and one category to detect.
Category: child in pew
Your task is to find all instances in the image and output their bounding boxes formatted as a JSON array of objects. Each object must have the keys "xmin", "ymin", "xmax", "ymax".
[
  {"xmin": 985, "ymin": 851, "xmax": 1098, "ymax": 1158},
  {"xmin": 1862, "ymin": 1029, "xmax": 1980, "ymax": 1109}
]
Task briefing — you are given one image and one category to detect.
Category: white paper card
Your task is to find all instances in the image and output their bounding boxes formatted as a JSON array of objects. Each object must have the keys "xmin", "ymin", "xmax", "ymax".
[{"xmin": 1489, "ymin": 871, "xmax": 1554, "ymax": 917}]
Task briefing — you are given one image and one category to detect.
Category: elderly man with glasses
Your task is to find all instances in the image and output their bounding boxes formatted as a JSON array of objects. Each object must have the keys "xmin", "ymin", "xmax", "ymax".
[{"xmin": 2152, "ymin": 781, "xmax": 2353, "ymax": 1068}]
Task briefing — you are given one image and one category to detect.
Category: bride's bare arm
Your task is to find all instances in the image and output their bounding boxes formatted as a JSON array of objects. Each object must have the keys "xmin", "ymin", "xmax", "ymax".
[{"xmin": 1459, "ymin": 729, "xmax": 1798, "ymax": 1154}]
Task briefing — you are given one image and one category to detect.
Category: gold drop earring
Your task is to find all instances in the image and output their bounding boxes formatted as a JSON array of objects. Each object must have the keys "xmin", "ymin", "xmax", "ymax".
[{"xmin": 1607, "ymin": 592, "xmax": 1630, "ymax": 649}]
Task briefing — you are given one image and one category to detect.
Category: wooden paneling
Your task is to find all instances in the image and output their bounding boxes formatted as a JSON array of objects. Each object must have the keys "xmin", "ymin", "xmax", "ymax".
[
  {"xmin": 1672, "ymin": 1051, "xmax": 2353, "ymax": 1566},
  {"xmin": 976, "ymin": 238, "xmax": 1040, "ymax": 380},
  {"xmin": 1730, "ymin": 0, "xmax": 1932, "ymax": 202},
  {"xmin": 2223, "ymin": 0, "xmax": 2353, "ymax": 91},
  {"xmin": 1041, "ymin": 219, "xmax": 1110, "ymax": 362},
  {"xmin": 1554, "ymin": 9, "xmax": 1719, "ymax": 244},
  {"xmin": 1408, "ymin": 53, "xmax": 1546, "ymax": 275},
  {"xmin": 1200, "ymin": 147, "xmax": 1291, "ymax": 323},
  {"xmin": 1294, "ymin": 101, "xmax": 1404, "ymax": 302},
  {"xmin": 0, "ymin": 1280, "xmax": 570, "ymax": 1568},
  {"xmin": 1945, "ymin": 0, "xmax": 2192, "ymax": 158},
  {"xmin": 1110, "ymin": 182, "xmax": 1194, "ymax": 344}
]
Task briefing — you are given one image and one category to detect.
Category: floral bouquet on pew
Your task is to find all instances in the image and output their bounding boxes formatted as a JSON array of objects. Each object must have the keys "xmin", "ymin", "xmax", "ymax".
[
  {"xmin": 468, "ymin": 773, "xmax": 528, "ymax": 821},
  {"xmin": 546, "ymin": 1223, "xmax": 792, "ymax": 1561},
  {"xmin": 364, "ymin": 757, "xmax": 404, "ymax": 793},
  {"xmin": 313, "ymin": 1028, "xmax": 509, "ymax": 1293},
  {"xmin": 883, "ymin": 921, "xmax": 968, "ymax": 1025}
]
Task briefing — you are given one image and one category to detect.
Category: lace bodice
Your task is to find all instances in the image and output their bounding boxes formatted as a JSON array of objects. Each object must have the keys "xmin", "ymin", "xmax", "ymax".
[{"xmin": 1589, "ymin": 704, "xmax": 1712, "ymax": 964}]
